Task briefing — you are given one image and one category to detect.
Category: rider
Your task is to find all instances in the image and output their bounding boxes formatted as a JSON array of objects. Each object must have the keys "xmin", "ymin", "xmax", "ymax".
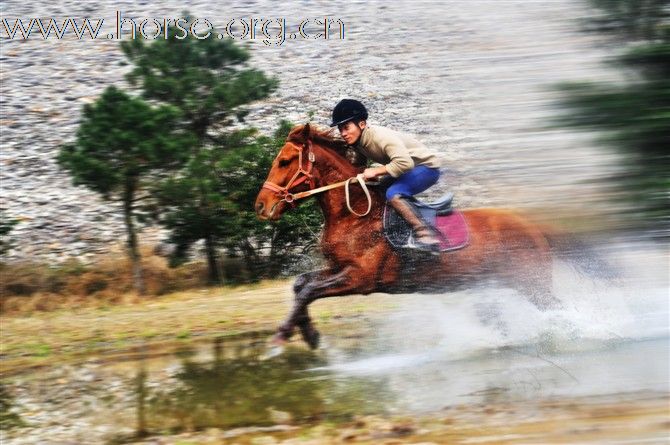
[{"xmin": 330, "ymin": 99, "xmax": 443, "ymax": 252}]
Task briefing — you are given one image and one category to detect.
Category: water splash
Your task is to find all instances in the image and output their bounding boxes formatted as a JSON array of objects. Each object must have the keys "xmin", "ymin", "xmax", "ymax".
[{"xmin": 318, "ymin": 241, "xmax": 669, "ymax": 410}]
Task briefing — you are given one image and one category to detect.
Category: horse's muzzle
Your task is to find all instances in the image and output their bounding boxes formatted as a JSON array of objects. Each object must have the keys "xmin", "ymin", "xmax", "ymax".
[
  {"xmin": 255, "ymin": 201, "xmax": 265, "ymax": 215},
  {"xmin": 255, "ymin": 197, "xmax": 282, "ymax": 220}
]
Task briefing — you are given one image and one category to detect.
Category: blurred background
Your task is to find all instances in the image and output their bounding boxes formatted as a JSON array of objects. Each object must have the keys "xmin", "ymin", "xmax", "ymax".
[
  {"xmin": 0, "ymin": 1, "xmax": 668, "ymax": 444},
  {"xmin": 1, "ymin": 0, "xmax": 668, "ymax": 280}
]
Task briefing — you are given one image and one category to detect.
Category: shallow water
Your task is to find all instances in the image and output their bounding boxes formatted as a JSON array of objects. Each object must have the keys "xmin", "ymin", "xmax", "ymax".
[
  {"xmin": 139, "ymin": 241, "xmax": 669, "ymax": 432},
  {"xmin": 325, "ymin": 241, "xmax": 669, "ymax": 413},
  {"xmin": 83, "ymin": 330, "xmax": 666, "ymax": 436},
  {"xmin": 2, "ymin": 242, "xmax": 668, "ymax": 443}
]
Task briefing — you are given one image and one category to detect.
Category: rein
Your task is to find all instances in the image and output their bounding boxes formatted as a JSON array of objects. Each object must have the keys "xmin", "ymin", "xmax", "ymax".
[{"xmin": 262, "ymin": 140, "xmax": 373, "ymax": 217}]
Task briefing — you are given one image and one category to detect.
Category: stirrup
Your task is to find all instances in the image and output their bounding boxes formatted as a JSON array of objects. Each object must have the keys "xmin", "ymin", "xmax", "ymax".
[{"xmin": 407, "ymin": 235, "xmax": 441, "ymax": 253}]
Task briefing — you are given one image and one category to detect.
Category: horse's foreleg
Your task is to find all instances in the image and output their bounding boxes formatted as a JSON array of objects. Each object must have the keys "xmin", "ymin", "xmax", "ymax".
[
  {"xmin": 293, "ymin": 269, "xmax": 327, "ymax": 295},
  {"xmin": 276, "ymin": 267, "xmax": 352, "ymax": 348}
]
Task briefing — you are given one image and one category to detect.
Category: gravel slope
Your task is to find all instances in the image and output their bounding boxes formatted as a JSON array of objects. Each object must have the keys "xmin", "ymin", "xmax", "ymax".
[{"xmin": 1, "ymin": 0, "xmax": 621, "ymax": 263}]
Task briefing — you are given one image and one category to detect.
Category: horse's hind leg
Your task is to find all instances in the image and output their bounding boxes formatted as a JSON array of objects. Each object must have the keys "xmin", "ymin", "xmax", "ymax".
[
  {"xmin": 518, "ymin": 277, "xmax": 561, "ymax": 310},
  {"xmin": 513, "ymin": 255, "xmax": 562, "ymax": 310}
]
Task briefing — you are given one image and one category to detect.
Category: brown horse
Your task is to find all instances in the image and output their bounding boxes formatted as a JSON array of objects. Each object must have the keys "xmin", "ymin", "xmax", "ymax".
[{"xmin": 255, "ymin": 123, "xmax": 567, "ymax": 349}]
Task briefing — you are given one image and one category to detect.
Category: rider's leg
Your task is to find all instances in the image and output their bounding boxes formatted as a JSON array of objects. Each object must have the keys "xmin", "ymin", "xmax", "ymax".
[
  {"xmin": 386, "ymin": 166, "xmax": 441, "ymax": 251},
  {"xmin": 385, "ymin": 165, "xmax": 441, "ymax": 198}
]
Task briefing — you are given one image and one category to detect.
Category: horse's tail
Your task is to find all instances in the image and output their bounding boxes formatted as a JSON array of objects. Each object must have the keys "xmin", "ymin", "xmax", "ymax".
[{"xmin": 544, "ymin": 231, "xmax": 620, "ymax": 282}]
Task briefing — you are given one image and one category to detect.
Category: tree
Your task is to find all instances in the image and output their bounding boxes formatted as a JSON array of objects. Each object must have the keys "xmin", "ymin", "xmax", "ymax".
[
  {"xmin": 215, "ymin": 121, "xmax": 323, "ymax": 279},
  {"xmin": 582, "ymin": 0, "xmax": 668, "ymax": 40},
  {"xmin": 58, "ymin": 86, "xmax": 192, "ymax": 294},
  {"xmin": 120, "ymin": 16, "xmax": 278, "ymax": 145},
  {"xmin": 119, "ymin": 15, "xmax": 280, "ymax": 281},
  {"xmin": 155, "ymin": 121, "xmax": 323, "ymax": 282},
  {"xmin": 153, "ymin": 133, "xmax": 244, "ymax": 283},
  {"xmin": 0, "ymin": 211, "xmax": 18, "ymax": 258},
  {"xmin": 556, "ymin": 0, "xmax": 670, "ymax": 234}
]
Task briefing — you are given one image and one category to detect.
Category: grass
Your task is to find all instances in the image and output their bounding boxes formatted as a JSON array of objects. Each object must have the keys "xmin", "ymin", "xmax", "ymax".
[
  {"xmin": 0, "ymin": 246, "xmax": 226, "ymax": 313},
  {"xmin": 0, "ymin": 278, "xmax": 399, "ymax": 376},
  {"xmin": 175, "ymin": 330, "xmax": 191, "ymax": 340}
]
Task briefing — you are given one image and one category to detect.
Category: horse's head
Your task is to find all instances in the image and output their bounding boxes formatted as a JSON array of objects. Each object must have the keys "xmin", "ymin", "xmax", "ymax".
[
  {"xmin": 255, "ymin": 123, "xmax": 318, "ymax": 220},
  {"xmin": 255, "ymin": 122, "xmax": 365, "ymax": 220}
]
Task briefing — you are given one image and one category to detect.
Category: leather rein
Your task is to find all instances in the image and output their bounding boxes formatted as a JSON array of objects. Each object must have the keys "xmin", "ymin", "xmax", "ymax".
[{"xmin": 262, "ymin": 140, "xmax": 372, "ymax": 217}]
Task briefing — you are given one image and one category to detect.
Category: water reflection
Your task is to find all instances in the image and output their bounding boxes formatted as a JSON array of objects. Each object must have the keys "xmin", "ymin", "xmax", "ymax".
[
  {"xmin": 136, "ymin": 337, "xmax": 392, "ymax": 434},
  {"xmin": 130, "ymin": 282, "xmax": 668, "ymax": 435},
  {"xmin": 0, "ymin": 383, "xmax": 25, "ymax": 430}
]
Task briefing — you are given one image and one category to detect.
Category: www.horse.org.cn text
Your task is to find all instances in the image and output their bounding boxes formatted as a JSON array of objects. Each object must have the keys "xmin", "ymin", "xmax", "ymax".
[{"xmin": 1, "ymin": 12, "xmax": 346, "ymax": 46}]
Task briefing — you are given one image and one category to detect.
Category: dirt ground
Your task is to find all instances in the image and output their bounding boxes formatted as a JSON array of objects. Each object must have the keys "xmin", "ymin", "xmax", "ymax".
[{"xmin": 0, "ymin": 279, "xmax": 397, "ymax": 376}]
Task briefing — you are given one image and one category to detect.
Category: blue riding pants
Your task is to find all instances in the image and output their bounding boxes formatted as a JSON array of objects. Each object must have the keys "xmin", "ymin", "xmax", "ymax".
[{"xmin": 385, "ymin": 165, "xmax": 441, "ymax": 200}]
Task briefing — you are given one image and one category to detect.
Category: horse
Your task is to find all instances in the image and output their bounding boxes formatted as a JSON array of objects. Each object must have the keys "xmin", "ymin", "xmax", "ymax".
[{"xmin": 254, "ymin": 123, "xmax": 590, "ymax": 349}]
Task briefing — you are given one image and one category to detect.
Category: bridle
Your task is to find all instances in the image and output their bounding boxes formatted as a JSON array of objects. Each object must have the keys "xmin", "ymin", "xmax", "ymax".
[
  {"xmin": 262, "ymin": 140, "xmax": 316, "ymax": 205},
  {"xmin": 262, "ymin": 140, "xmax": 372, "ymax": 217}
]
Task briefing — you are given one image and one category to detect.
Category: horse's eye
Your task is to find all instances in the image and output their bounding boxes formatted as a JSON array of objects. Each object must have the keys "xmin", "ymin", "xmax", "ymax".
[{"xmin": 278, "ymin": 159, "xmax": 291, "ymax": 167}]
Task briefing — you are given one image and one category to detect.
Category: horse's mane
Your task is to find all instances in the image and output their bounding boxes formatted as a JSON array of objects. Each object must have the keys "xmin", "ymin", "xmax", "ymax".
[
  {"xmin": 286, "ymin": 123, "xmax": 348, "ymax": 155},
  {"xmin": 286, "ymin": 123, "xmax": 368, "ymax": 177}
]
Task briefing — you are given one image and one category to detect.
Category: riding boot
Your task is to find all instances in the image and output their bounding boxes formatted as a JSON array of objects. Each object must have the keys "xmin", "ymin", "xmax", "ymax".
[{"xmin": 389, "ymin": 195, "xmax": 441, "ymax": 252}]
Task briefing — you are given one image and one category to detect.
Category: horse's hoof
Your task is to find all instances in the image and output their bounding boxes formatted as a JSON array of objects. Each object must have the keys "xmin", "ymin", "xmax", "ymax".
[
  {"xmin": 270, "ymin": 333, "xmax": 290, "ymax": 347},
  {"xmin": 263, "ymin": 344, "xmax": 285, "ymax": 359},
  {"xmin": 299, "ymin": 324, "xmax": 321, "ymax": 350},
  {"xmin": 260, "ymin": 333, "xmax": 291, "ymax": 359}
]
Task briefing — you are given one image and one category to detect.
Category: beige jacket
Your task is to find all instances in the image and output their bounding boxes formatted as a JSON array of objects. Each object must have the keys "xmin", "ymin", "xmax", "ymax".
[{"xmin": 352, "ymin": 125, "xmax": 442, "ymax": 177}]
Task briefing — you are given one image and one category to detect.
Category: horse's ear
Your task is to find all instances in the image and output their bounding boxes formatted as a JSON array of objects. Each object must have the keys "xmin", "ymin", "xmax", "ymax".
[{"xmin": 302, "ymin": 122, "xmax": 311, "ymax": 141}]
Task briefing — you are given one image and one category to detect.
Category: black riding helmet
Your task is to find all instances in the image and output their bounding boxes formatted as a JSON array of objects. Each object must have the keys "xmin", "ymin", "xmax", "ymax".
[{"xmin": 330, "ymin": 99, "xmax": 368, "ymax": 127}]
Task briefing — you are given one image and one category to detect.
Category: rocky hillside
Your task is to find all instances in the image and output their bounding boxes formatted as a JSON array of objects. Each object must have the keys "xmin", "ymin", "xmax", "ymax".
[{"xmin": 0, "ymin": 0, "xmax": 620, "ymax": 263}]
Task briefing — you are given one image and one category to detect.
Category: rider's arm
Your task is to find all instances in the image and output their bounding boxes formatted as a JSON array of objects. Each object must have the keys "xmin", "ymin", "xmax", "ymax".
[
  {"xmin": 382, "ymin": 137, "xmax": 414, "ymax": 178},
  {"xmin": 376, "ymin": 130, "xmax": 414, "ymax": 177},
  {"xmin": 363, "ymin": 165, "xmax": 388, "ymax": 179}
]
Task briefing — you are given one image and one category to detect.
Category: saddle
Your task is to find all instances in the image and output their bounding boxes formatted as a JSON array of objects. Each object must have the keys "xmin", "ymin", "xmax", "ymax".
[{"xmin": 383, "ymin": 193, "xmax": 469, "ymax": 252}]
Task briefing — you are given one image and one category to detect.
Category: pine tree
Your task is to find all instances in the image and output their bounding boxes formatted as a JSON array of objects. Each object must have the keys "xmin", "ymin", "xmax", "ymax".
[
  {"xmin": 119, "ymin": 16, "xmax": 280, "ymax": 282},
  {"xmin": 58, "ymin": 86, "xmax": 192, "ymax": 294},
  {"xmin": 0, "ymin": 211, "xmax": 18, "ymax": 258},
  {"xmin": 556, "ymin": 0, "xmax": 670, "ymax": 234},
  {"xmin": 156, "ymin": 121, "xmax": 322, "ymax": 282}
]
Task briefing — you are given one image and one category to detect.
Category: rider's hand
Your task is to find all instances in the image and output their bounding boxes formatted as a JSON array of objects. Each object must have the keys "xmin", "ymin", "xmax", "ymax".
[
  {"xmin": 362, "ymin": 168, "xmax": 375, "ymax": 180},
  {"xmin": 363, "ymin": 167, "xmax": 386, "ymax": 180}
]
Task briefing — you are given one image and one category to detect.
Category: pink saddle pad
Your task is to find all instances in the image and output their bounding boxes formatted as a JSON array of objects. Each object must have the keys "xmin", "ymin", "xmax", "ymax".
[{"xmin": 434, "ymin": 210, "xmax": 469, "ymax": 251}]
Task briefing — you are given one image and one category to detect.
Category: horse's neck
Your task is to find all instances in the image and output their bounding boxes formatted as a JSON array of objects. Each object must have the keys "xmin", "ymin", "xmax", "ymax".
[{"xmin": 312, "ymin": 145, "xmax": 383, "ymax": 221}]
